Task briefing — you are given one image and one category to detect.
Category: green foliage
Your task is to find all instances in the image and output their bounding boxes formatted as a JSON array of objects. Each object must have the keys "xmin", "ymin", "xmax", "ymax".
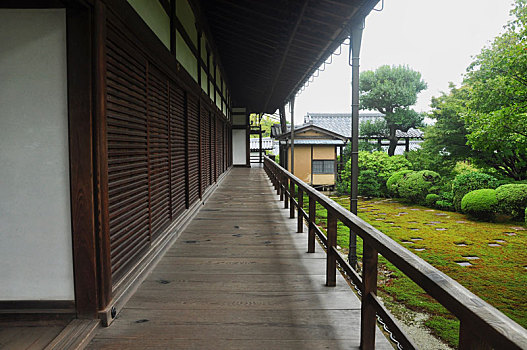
[
  {"xmin": 436, "ymin": 200, "xmax": 455, "ymax": 212},
  {"xmin": 358, "ymin": 151, "xmax": 412, "ymax": 183},
  {"xmin": 359, "ymin": 65, "xmax": 427, "ymax": 156},
  {"xmin": 386, "ymin": 170, "xmax": 413, "ymax": 197},
  {"xmin": 461, "ymin": 189, "xmax": 498, "ymax": 220},
  {"xmin": 360, "ymin": 119, "xmax": 388, "ymax": 137},
  {"xmin": 337, "ymin": 151, "xmax": 412, "ymax": 195},
  {"xmin": 249, "ymin": 114, "xmax": 279, "ymax": 138},
  {"xmin": 452, "ymin": 172, "xmax": 499, "ymax": 212},
  {"xmin": 462, "ymin": 0, "xmax": 527, "ymax": 180},
  {"xmin": 419, "ymin": 85, "xmax": 474, "ymax": 176},
  {"xmin": 358, "ymin": 170, "xmax": 381, "ymax": 198},
  {"xmin": 398, "ymin": 170, "xmax": 442, "ymax": 204},
  {"xmin": 525, "ymin": 207, "xmax": 527, "ymax": 225},
  {"xmin": 425, "ymin": 194, "xmax": 440, "ymax": 207},
  {"xmin": 495, "ymin": 184, "xmax": 527, "ymax": 220}
]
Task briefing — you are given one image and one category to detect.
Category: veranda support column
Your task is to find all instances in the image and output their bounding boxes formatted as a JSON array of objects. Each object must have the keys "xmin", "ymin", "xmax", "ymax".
[{"xmin": 348, "ymin": 23, "xmax": 363, "ymax": 269}]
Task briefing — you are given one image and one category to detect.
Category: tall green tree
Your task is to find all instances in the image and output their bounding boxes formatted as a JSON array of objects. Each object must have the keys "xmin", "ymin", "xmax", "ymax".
[
  {"xmin": 359, "ymin": 65, "xmax": 427, "ymax": 156},
  {"xmin": 410, "ymin": 84, "xmax": 473, "ymax": 177},
  {"xmin": 462, "ymin": 0, "xmax": 527, "ymax": 180}
]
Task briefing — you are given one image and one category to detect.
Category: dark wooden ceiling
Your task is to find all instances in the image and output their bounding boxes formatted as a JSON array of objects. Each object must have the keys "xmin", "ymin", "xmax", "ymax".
[{"xmin": 198, "ymin": 0, "xmax": 379, "ymax": 113}]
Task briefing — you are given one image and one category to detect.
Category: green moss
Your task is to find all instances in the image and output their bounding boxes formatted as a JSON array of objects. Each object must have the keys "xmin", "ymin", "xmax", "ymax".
[{"xmin": 424, "ymin": 316, "xmax": 459, "ymax": 348}]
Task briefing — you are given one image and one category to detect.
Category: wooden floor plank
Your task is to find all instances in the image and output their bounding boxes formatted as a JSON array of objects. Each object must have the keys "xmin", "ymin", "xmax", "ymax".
[{"xmin": 87, "ymin": 167, "xmax": 393, "ymax": 350}]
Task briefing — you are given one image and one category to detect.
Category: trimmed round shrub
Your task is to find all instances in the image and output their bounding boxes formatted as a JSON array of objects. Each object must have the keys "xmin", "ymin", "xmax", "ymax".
[
  {"xmin": 358, "ymin": 170, "xmax": 381, "ymax": 198},
  {"xmin": 452, "ymin": 172, "xmax": 499, "ymax": 212},
  {"xmin": 386, "ymin": 170, "xmax": 414, "ymax": 197},
  {"xmin": 495, "ymin": 184, "xmax": 527, "ymax": 220},
  {"xmin": 425, "ymin": 194, "xmax": 440, "ymax": 207},
  {"xmin": 461, "ymin": 189, "xmax": 498, "ymax": 221},
  {"xmin": 398, "ymin": 170, "xmax": 442, "ymax": 204},
  {"xmin": 436, "ymin": 200, "xmax": 454, "ymax": 212}
]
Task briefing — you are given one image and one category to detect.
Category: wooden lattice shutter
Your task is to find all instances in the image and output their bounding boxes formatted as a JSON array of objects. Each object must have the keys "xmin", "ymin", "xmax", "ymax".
[
  {"xmin": 147, "ymin": 65, "xmax": 170, "ymax": 239},
  {"xmin": 187, "ymin": 94, "xmax": 200, "ymax": 204},
  {"xmin": 169, "ymin": 82, "xmax": 186, "ymax": 218},
  {"xmin": 106, "ymin": 23, "xmax": 150, "ymax": 283}
]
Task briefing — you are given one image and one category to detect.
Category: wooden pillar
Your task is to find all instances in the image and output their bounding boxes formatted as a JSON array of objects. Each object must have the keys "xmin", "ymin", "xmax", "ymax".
[
  {"xmin": 297, "ymin": 188, "xmax": 304, "ymax": 233},
  {"xmin": 405, "ymin": 137, "xmax": 410, "ymax": 153},
  {"xmin": 326, "ymin": 211, "xmax": 337, "ymax": 287},
  {"xmin": 289, "ymin": 180, "xmax": 295, "ymax": 218},
  {"xmin": 67, "ymin": 1, "xmax": 99, "ymax": 318},
  {"xmin": 308, "ymin": 195, "xmax": 316, "ymax": 253},
  {"xmin": 93, "ymin": 0, "xmax": 111, "ymax": 313},
  {"xmin": 360, "ymin": 242, "xmax": 378, "ymax": 350}
]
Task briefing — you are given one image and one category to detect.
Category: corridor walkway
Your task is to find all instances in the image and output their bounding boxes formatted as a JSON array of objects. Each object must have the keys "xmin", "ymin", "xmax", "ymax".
[{"xmin": 87, "ymin": 167, "xmax": 392, "ymax": 349}]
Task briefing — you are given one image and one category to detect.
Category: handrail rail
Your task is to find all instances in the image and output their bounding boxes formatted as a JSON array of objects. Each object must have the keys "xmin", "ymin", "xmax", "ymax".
[{"xmin": 263, "ymin": 155, "xmax": 527, "ymax": 350}]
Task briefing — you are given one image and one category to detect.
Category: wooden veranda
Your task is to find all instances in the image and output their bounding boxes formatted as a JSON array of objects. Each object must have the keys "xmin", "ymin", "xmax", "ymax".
[{"xmin": 86, "ymin": 167, "xmax": 392, "ymax": 349}]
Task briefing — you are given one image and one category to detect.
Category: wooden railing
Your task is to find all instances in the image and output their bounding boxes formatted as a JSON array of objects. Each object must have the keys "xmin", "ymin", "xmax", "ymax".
[{"xmin": 263, "ymin": 156, "xmax": 527, "ymax": 350}]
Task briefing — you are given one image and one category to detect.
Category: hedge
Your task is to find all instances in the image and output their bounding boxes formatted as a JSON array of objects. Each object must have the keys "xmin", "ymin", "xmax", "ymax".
[
  {"xmin": 398, "ymin": 170, "xmax": 441, "ymax": 204},
  {"xmin": 461, "ymin": 189, "xmax": 498, "ymax": 221},
  {"xmin": 386, "ymin": 170, "xmax": 414, "ymax": 198},
  {"xmin": 495, "ymin": 184, "xmax": 527, "ymax": 220},
  {"xmin": 452, "ymin": 172, "xmax": 499, "ymax": 212}
]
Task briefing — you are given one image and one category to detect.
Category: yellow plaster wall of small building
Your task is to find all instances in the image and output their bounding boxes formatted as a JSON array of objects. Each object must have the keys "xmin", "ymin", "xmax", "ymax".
[
  {"xmin": 287, "ymin": 146, "xmax": 311, "ymax": 183},
  {"xmin": 313, "ymin": 145, "xmax": 335, "ymax": 160},
  {"xmin": 313, "ymin": 174, "xmax": 335, "ymax": 185}
]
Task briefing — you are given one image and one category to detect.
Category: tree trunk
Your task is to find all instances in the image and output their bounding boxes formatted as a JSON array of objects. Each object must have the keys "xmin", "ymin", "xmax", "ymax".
[{"xmin": 387, "ymin": 127, "xmax": 398, "ymax": 156}]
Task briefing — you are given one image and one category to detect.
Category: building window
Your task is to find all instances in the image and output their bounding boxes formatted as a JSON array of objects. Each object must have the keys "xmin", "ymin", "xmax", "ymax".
[{"xmin": 312, "ymin": 160, "xmax": 334, "ymax": 174}]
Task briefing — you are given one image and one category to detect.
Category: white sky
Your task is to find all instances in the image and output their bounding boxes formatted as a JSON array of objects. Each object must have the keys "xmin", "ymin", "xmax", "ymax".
[{"xmin": 290, "ymin": 0, "xmax": 514, "ymax": 125}]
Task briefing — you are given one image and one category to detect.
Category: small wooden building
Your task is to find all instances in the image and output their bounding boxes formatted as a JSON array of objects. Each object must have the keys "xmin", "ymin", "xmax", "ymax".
[{"xmin": 274, "ymin": 125, "xmax": 346, "ymax": 188}]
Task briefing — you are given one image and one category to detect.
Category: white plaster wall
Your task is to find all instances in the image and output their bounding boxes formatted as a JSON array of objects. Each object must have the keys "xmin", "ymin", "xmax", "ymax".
[
  {"xmin": 0, "ymin": 9, "xmax": 74, "ymax": 300},
  {"xmin": 232, "ymin": 129, "xmax": 247, "ymax": 165}
]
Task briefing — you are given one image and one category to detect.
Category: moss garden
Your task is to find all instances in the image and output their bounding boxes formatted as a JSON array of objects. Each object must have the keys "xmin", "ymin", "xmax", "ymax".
[{"xmin": 307, "ymin": 195, "xmax": 527, "ymax": 348}]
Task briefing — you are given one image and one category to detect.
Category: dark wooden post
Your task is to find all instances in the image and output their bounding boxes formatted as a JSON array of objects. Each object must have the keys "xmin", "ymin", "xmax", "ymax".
[
  {"xmin": 308, "ymin": 195, "xmax": 316, "ymax": 253},
  {"xmin": 459, "ymin": 322, "xmax": 491, "ymax": 350},
  {"xmin": 360, "ymin": 242, "xmax": 378, "ymax": 350},
  {"xmin": 297, "ymin": 188, "xmax": 303, "ymax": 233},
  {"xmin": 289, "ymin": 180, "xmax": 295, "ymax": 218},
  {"xmin": 279, "ymin": 172, "xmax": 284, "ymax": 200},
  {"xmin": 284, "ymin": 175, "xmax": 289, "ymax": 209},
  {"xmin": 326, "ymin": 211, "xmax": 337, "ymax": 287},
  {"xmin": 405, "ymin": 137, "xmax": 410, "ymax": 153}
]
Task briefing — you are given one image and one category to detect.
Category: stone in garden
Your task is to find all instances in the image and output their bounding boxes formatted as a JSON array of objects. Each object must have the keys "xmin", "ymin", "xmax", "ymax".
[
  {"xmin": 410, "ymin": 228, "xmax": 419, "ymax": 231},
  {"xmin": 455, "ymin": 261, "xmax": 473, "ymax": 267},
  {"xmin": 435, "ymin": 213, "xmax": 448, "ymax": 216},
  {"xmin": 456, "ymin": 243, "xmax": 468, "ymax": 247},
  {"xmin": 430, "ymin": 221, "xmax": 442, "ymax": 224},
  {"xmin": 375, "ymin": 218, "xmax": 384, "ymax": 221},
  {"xmin": 425, "ymin": 209, "xmax": 435, "ymax": 212},
  {"xmin": 463, "ymin": 256, "xmax": 480, "ymax": 260},
  {"xmin": 398, "ymin": 212, "xmax": 408, "ymax": 215},
  {"xmin": 397, "ymin": 207, "xmax": 408, "ymax": 209},
  {"xmin": 410, "ymin": 208, "xmax": 420, "ymax": 211},
  {"xmin": 504, "ymin": 232, "xmax": 517, "ymax": 236},
  {"xmin": 414, "ymin": 248, "xmax": 426, "ymax": 251},
  {"xmin": 401, "ymin": 240, "xmax": 413, "ymax": 244},
  {"xmin": 436, "ymin": 228, "xmax": 447, "ymax": 231},
  {"xmin": 494, "ymin": 239, "xmax": 506, "ymax": 243},
  {"xmin": 411, "ymin": 237, "xmax": 423, "ymax": 241},
  {"xmin": 488, "ymin": 243, "xmax": 501, "ymax": 247},
  {"xmin": 456, "ymin": 221, "xmax": 468, "ymax": 224},
  {"xmin": 510, "ymin": 226, "xmax": 526, "ymax": 231}
]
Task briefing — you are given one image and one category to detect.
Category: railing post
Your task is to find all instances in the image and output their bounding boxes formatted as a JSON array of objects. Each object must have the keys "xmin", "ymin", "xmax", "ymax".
[
  {"xmin": 297, "ymin": 188, "xmax": 303, "ymax": 233},
  {"xmin": 360, "ymin": 242, "xmax": 378, "ymax": 350},
  {"xmin": 308, "ymin": 195, "xmax": 316, "ymax": 253},
  {"xmin": 284, "ymin": 175, "xmax": 289, "ymax": 209},
  {"xmin": 289, "ymin": 181, "xmax": 295, "ymax": 218},
  {"xmin": 279, "ymin": 172, "xmax": 284, "ymax": 201},
  {"xmin": 459, "ymin": 322, "xmax": 492, "ymax": 350},
  {"xmin": 326, "ymin": 211, "xmax": 337, "ymax": 287}
]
